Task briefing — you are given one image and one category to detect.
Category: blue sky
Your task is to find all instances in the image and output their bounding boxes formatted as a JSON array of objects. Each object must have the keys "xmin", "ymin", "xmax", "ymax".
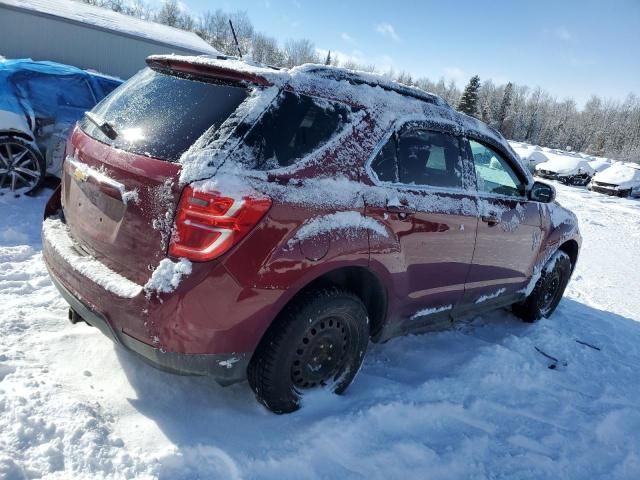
[{"xmin": 182, "ymin": 0, "xmax": 640, "ymax": 106}]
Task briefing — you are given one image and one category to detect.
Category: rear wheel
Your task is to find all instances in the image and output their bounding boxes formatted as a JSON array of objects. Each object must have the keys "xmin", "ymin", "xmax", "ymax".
[
  {"xmin": 513, "ymin": 251, "xmax": 571, "ymax": 322},
  {"xmin": 248, "ymin": 288, "xmax": 369, "ymax": 414},
  {"xmin": 0, "ymin": 137, "xmax": 45, "ymax": 195}
]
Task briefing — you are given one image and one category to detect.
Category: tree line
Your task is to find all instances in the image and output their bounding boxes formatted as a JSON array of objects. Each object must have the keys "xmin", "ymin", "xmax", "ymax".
[{"xmin": 81, "ymin": 0, "xmax": 640, "ymax": 162}]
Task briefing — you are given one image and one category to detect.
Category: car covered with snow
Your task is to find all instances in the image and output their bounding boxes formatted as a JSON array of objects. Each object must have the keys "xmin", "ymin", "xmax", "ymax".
[
  {"xmin": 0, "ymin": 59, "xmax": 121, "ymax": 193},
  {"xmin": 589, "ymin": 162, "xmax": 640, "ymax": 197},
  {"xmin": 588, "ymin": 157, "xmax": 612, "ymax": 173},
  {"xmin": 42, "ymin": 55, "xmax": 582, "ymax": 413},
  {"xmin": 534, "ymin": 152, "xmax": 596, "ymax": 186}
]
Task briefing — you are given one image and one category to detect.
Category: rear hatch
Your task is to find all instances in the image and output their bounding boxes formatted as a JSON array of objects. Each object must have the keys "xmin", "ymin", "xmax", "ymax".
[{"xmin": 62, "ymin": 67, "xmax": 250, "ymax": 285}]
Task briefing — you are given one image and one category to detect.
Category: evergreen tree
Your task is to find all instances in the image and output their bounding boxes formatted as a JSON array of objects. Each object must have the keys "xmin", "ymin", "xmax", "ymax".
[
  {"xmin": 457, "ymin": 75, "xmax": 481, "ymax": 116},
  {"xmin": 324, "ymin": 50, "xmax": 331, "ymax": 66},
  {"xmin": 496, "ymin": 82, "xmax": 513, "ymax": 131}
]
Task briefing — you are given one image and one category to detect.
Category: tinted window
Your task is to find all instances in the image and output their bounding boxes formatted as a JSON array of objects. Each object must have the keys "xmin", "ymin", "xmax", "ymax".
[
  {"xmin": 397, "ymin": 130, "xmax": 463, "ymax": 188},
  {"xmin": 80, "ymin": 68, "xmax": 247, "ymax": 162},
  {"xmin": 470, "ymin": 140, "xmax": 524, "ymax": 197},
  {"xmin": 242, "ymin": 91, "xmax": 351, "ymax": 170}
]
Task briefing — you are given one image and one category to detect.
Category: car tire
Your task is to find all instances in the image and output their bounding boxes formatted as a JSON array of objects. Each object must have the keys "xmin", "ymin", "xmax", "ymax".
[
  {"xmin": 248, "ymin": 288, "xmax": 369, "ymax": 414},
  {"xmin": 513, "ymin": 251, "xmax": 572, "ymax": 323},
  {"xmin": 0, "ymin": 137, "xmax": 45, "ymax": 195}
]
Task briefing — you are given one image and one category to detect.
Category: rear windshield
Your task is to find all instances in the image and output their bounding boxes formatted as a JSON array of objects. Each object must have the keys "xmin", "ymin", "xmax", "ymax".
[
  {"xmin": 79, "ymin": 68, "xmax": 247, "ymax": 162},
  {"xmin": 239, "ymin": 91, "xmax": 352, "ymax": 170}
]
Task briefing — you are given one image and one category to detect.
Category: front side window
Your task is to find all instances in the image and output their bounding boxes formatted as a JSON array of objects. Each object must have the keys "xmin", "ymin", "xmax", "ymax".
[
  {"xmin": 371, "ymin": 128, "xmax": 463, "ymax": 189},
  {"xmin": 469, "ymin": 140, "xmax": 524, "ymax": 197},
  {"xmin": 241, "ymin": 91, "xmax": 352, "ymax": 170}
]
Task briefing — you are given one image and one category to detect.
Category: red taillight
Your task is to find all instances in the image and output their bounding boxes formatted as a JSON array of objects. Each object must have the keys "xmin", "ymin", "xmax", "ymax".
[{"xmin": 169, "ymin": 185, "xmax": 271, "ymax": 262}]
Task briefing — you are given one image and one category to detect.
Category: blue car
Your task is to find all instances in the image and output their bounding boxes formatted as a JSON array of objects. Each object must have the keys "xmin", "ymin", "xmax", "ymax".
[{"xmin": 0, "ymin": 59, "xmax": 122, "ymax": 193}]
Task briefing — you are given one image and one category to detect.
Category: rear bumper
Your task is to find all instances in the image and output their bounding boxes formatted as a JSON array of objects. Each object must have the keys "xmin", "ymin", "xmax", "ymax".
[{"xmin": 48, "ymin": 268, "xmax": 248, "ymax": 384}]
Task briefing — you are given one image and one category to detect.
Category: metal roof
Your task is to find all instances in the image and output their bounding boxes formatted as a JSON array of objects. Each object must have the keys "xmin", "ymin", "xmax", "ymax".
[{"xmin": 0, "ymin": 0, "xmax": 220, "ymax": 55}]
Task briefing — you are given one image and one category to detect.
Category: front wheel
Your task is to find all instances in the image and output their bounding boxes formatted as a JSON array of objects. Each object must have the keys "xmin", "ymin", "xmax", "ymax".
[
  {"xmin": 513, "ymin": 251, "xmax": 572, "ymax": 323},
  {"xmin": 248, "ymin": 288, "xmax": 369, "ymax": 414}
]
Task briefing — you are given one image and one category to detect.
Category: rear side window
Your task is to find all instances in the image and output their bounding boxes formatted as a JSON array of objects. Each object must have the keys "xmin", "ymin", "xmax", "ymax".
[
  {"xmin": 371, "ymin": 128, "xmax": 464, "ymax": 189},
  {"xmin": 241, "ymin": 91, "xmax": 351, "ymax": 170},
  {"xmin": 80, "ymin": 68, "xmax": 247, "ymax": 162}
]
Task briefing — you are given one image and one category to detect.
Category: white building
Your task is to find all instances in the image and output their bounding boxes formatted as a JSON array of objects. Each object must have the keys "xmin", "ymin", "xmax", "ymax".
[{"xmin": 0, "ymin": 0, "xmax": 220, "ymax": 79}]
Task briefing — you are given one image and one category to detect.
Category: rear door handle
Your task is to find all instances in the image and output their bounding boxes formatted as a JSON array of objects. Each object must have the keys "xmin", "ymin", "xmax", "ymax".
[{"xmin": 481, "ymin": 215, "xmax": 501, "ymax": 227}]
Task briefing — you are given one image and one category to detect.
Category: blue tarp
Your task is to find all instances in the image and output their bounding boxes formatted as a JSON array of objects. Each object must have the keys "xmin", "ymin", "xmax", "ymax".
[{"xmin": 0, "ymin": 58, "xmax": 122, "ymax": 136}]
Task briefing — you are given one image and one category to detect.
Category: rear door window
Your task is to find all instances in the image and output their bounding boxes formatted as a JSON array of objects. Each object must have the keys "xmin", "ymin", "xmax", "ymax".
[
  {"xmin": 371, "ymin": 128, "xmax": 464, "ymax": 189},
  {"xmin": 80, "ymin": 68, "xmax": 248, "ymax": 162},
  {"xmin": 241, "ymin": 91, "xmax": 352, "ymax": 170}
]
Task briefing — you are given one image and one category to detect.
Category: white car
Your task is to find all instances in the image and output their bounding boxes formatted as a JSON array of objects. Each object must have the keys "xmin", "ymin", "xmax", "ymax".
[
  {"xmin": 534, "ymin": 152, "xmax": 596, "ymax": 186},
  {"xmin": 590, "ymin": 162, "xmax": 640, "ymax": 197}
]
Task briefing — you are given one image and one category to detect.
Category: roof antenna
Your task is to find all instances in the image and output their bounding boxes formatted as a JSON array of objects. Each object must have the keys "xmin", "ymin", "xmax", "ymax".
[{"xmin": 228, "ymin": 20, "xmax": 243, "ymax": 59}]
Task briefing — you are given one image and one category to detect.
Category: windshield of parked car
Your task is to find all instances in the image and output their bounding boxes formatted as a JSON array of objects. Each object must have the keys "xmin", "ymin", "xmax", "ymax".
[{"xmin": 79, "ymin": 68, "xmax": 248, "ymax": 162}]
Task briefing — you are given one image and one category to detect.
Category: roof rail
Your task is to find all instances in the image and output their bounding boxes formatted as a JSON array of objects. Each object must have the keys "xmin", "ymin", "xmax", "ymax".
[{"xmin": 300, "ymin": 65, "xmax": 448, "ymax": 107}]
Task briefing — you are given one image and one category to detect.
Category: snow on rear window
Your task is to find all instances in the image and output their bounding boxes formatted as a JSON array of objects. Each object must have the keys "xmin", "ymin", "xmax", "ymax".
[{"xmin": 80, "ymin": 68, "xmax": 247, "ymax": 162}]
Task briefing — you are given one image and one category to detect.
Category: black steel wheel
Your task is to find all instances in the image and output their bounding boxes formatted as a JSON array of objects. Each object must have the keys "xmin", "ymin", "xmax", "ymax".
[
  {"xmin": 513, "ymin": 250, "xmax": 572, "ymax": 323},
  {"xmin": 248, "ymin": 288, "xmax": 369, "ymax": 414},
  {"xmin": 0, "ymin": 137, "xmax": 45, "ymax": 195}
]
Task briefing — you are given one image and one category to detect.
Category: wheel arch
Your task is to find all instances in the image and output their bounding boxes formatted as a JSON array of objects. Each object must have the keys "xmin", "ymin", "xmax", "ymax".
[
  {"xmin": 255, "ymin": 265, "xmax": 388, "ymax": 354},
  {"xmin": 0, "ymin": 129, "xmax": 37, "ymax": 143},
  {"xmin": 558, "ymin": 239, "xmax": 579, "ymax": 271}
]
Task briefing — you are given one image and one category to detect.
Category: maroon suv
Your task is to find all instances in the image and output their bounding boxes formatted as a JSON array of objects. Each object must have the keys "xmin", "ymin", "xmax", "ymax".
[{"xmin": 42, "ymin": 55, "xmax": 581, "ymax": 413}]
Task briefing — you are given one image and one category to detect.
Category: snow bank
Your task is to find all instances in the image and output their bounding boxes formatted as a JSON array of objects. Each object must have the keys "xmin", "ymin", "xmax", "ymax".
[
  {"xmin": 143, "ymin": 258, "xmax": 192, "ymax": 296},
  {"xmin": 42, "ymin": 218, "xmax": 143, "ymax": 298}
]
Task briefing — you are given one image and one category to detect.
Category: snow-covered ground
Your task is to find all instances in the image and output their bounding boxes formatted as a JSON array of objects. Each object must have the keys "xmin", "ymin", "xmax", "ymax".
[{"xmin": 1, "ymin": 183, "xmax": 640, "ymax": 479}]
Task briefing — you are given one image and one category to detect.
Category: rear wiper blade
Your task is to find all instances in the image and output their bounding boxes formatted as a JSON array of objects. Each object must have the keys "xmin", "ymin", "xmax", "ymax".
[{"xmin": 84, "ymin": 112, "xmax": 118, "ymax": 140}]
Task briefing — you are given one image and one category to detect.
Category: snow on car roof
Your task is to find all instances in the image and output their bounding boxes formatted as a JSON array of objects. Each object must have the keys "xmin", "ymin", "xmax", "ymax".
[
  {"xmin": 155, "ymin": 55, "xmax": 524, "ymax": 185},
  {"xmin": 0, "ymin": 0, "xmax": 219, "ymax": 55}
]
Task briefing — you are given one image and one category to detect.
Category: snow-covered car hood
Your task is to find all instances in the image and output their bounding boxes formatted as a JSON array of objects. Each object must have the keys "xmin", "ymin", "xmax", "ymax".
[
  {"xmin": 535, "ymin": 155, "xmax": 595, "ymax": 176},
  {"xmin": 594, "ymin": 163, "xmax": 640, "ymax": 188}
]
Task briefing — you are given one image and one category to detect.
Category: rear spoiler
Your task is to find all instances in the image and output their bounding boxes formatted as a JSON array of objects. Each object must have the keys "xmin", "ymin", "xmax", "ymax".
[{"xmin": 146, "ymin": 56, "xmax": 273, "ymax": 87}]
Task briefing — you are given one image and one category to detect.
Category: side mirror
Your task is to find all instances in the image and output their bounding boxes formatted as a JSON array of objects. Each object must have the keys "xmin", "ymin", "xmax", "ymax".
[{"xmin": 528, "ymin": 181, "xmax": 555, "ymax": 203}]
